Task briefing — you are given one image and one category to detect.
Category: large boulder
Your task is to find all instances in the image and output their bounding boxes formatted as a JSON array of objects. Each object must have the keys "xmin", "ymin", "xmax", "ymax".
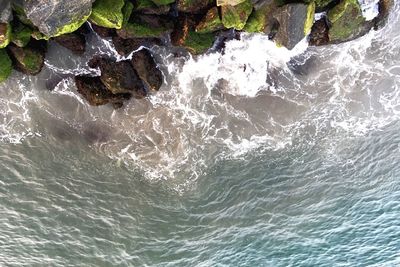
[
  {"xmin": 0, "ymin": 49, "xmax": 12, "ymax": 82},
  {"xmin": 273, "ymin": 2, "xmax": 315, "ymax": 49},
  {"xmin": 0, "ymin": 22, "xmax": 11, "ymax": 48},
  {"xmin": 22, "ymin": 0, "xmax": 95, "ymax": 37},
  {"xmin": 89, "ymin": 0, "xmax": 125, "ymax": 29},
  {"xmin": 75, "ymin": 76, "xmax": 131, "ymax": 107},
  {"xmin": 88, "ymin": 57, "xmax": 147, "ymax": 98},
  {"xmin": 131, "ymin": 49, "xmax": 163, "ymax": 91},
  {"xmin": 7, "ymin": 40, "xmax": 46, "ymax": 75},
  {"xmin": 0, "ymin": 0, "xmax": 12, "ymax": 23},
  {"xmin": 221, "ymin": 0, "xmax": 253, "ymax": 30},
  {"xmin": 327, "ymin": 0, "xmax": 365, "ymax": 43}
]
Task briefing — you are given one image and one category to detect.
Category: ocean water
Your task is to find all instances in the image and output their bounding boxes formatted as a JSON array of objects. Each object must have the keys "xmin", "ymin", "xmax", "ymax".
[{"xmin": 1, "ymin": 3, "xmax": 400, "ymax": 266}]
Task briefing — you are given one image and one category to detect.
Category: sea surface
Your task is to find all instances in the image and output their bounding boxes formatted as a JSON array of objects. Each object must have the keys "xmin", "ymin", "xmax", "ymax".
[{"xmin": 0, "ymin": 2, "xmax": 400, "ymax": 266}]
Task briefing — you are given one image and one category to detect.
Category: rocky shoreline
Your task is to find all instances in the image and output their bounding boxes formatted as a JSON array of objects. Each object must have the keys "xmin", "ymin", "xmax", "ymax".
[{"xmin": 0, "ymin": 0, "xmax": 393, "ymax": 108}]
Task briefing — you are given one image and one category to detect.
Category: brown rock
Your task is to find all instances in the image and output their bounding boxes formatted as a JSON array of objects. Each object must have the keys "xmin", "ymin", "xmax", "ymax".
[
  {"xmin": 54, "ymin": 32, "xmax": 86, "ymax": 55},
  {"xmin": 112, "ymin": 36, "xmax": 162, "ymax": 56},
  {"xmin": 309, "ymin": 19, "xmax": 329, "ymax": 46},
  {"xmin": 131, "ymin": 49, "xmax": 163, "ymax": 91}
]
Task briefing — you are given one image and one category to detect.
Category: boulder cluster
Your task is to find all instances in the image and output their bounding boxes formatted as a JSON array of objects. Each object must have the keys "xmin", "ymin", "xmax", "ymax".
[{"xmin": 0, "ymin": 0, "xmax": 393, "ymax": 107}]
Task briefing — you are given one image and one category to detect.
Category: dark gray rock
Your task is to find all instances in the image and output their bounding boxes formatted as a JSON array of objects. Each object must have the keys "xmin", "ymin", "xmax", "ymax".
[
  {"xmin": 22, "ymin": 0, "xmax": 95, "ymax": 37},
  {"xmin": 0, "ymin": 0, "xmax": 12, "ymax": 23}
]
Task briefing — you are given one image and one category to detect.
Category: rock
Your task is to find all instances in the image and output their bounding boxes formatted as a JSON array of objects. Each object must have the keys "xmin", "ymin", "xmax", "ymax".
[
  {"xmin": 327, "ymin": 0, "xmax": 365, "ymax": 43},
  {"xmin": 273, "ymin": 2, "xmax": 315, "ymax": 49},
  {"xmin": 75, "ymin": 75, "xmax": 131, "ymax": 107},
  {"xmin": 91, "ymin": 24, "xmax": 116, "ymax": 38},
  {"xmin": 88, "ymin": 57, "xmax": 147, "ymax": 98},
  {"xmin": 122, "ymin": 1, "xmax": 134, "ymax": 27},
  {"xmin": 112, "ymin": 36, "xmax": 162, "ymax": 56},
  {"xmin": 23, "ymin": 0, "xmax": 95, "ymax": 37},
  {"xmin": 172, "ymin": 16, "xmax": 215, "ymax": 54},
  {"xmin": 135, "ymin": 0, "xmax": 171, "ymax": 15},
  {"xmin": 243, "ymin": 0, "xmax": 277, "ymax": 33},
  {"xmin": 150, "ymin": 0, "xmax": 175, "ymax": 6},
  {"xmin": 131, "ymin": 49, "xmax": 163, "ymax": 91},
  {"xmin": 7, "ymin": 40, "xmax": 46, "ymax": 75},
  {"xmin": 0, "ymin": 0, "xmax": 12, "ymax": 23},
  {"xmin": 374, "ymin": 0, "xmax": 393, "ymax": 29},
  {"xmin": 90, "ymin": 0, "xmax": 125, "ymax": 29},
  {"xmin": 11, "ymin": 20, "xmax": 32, "ymax": 47},
  {"xmin": 221, "ymin": 0, "xmax": 253, "ymax": 30},
  {"xmin": 309, "ymin": 18, "xmax": 329, "ymax": 46},
  {"xmin": 117, "ymin": 15, "xmax": 174, "ymax": 39},
  {"xmin": 0, "ymin": 23, "xmax": 11, "ymax": 48},
  {"xmin": 0, "ymin": 49, "xmax": 12, "ymax": 82},
  {"xmin": 177, "ymin": 0, "xmax": 214, "ymax": 13},
  {"xmin": 196, "ymin": 7, "xmax": 224, "ymax": 33},
  {"xmin": 54, "ymin": 32, "xmax": 86, "ymax": 55}
]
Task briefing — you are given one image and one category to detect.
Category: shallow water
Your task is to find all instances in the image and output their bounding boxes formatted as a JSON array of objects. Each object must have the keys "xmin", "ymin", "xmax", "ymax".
[{"xmin": 0, "ymin": 2, "xmax": 400, "ymax": 266}]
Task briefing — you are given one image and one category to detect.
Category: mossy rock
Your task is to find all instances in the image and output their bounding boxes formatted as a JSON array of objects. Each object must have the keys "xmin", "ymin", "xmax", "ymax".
[
  {"xmin": 151, "ymin": 0, "xmax": 175, "ymax": 6},
  {"xmin": 0, "ymin": 49, "xmax": 12, "ymax": 83},
  {"xmin": 90, "ymin": 0, "xmax": 125, "ymax": 29},
  {"xmin": 243, "ymin": 1, "xmax": 277, "ymax": 33},
  {"xmin": 11, "ymin": 21, "xmax": 32, "ymax": 47},
  {"xmin": 122, "ymin": 1, "xmax": 134, "ymax": 26},
  {"xmin": 178, "ymin": 31, "xmax": 215, "ymax": 54},
  {"xmin": 327, "ymin": 0, "xmax": 365, "ymax": 42},
  {"xmin": 0, "ymin": 23, "xmax": 11, "ymax": 48},
  {"xmin": 221, "ymin": 0, "xmax": 253, "ymax": 30},
  {"xmin": 7, "ymin": 43, "xmax": 45, "ymax": 75},
  {"xmin": 177, "ymin": 0, "xmax": 214, "ymax": 13},
  {"xmin": 196, "ymin": 7, "xmax": 224, "ymax": 33},
  {"xmin": 117, "ymin": 15, "xmax": 173, "ymax": 39},
  {"xmin": 135, "ymin": 0, "xmax": 171, "ymax": 15}
]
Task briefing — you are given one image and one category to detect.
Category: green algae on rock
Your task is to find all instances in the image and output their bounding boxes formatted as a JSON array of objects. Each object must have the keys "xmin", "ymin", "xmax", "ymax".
[
  {"xmin": 177, "ymin": 0, "xmax": 214, "ymax": 13},
  {"xmin": 7, "ymin": 43, "xmax": 45, "ymax": 75},
  {"xmin": 0, "ymin": 49, "xmax": 12, "ymax": 83},
  {"xmin": 196, "ymin": 7, "xmax": 224, "ymax": 33},
  {"xmin": 90, "ymin": 0, "xmax": 125, "ymax": 29},
  {"xmin": 0, "ymin": 23, "xmax": 11, "ymax": 48},
  {"xmin": 117, "ymin": 15, "xmax": 173, "ymax": 39},
  {"xmin": 135, "ymin": 0, "xmax": 171, "ymax": 15},
  {"xmin": 122, "ymin": 1, "xmax": 134, "ymax": 27},
  {"xmin": 221, "ymin": 0, "xmax": 253, "ymax": 30},
  {"xmin": 243, "ymin": 0, "xmax": 277, "ymax": 33},
  {"xmin": 327, "ymin": 0, "xmax": 365, "ymax": 42},
  {"xmin": 11, "ymin": 21, "xmax": 32, "ymax": 47},
  {"xmin": 151, "ymin": 0, "xmax": 175, "ymax": 6}
]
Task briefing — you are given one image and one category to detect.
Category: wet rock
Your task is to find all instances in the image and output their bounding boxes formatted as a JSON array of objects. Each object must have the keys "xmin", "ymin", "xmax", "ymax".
[
  {"xmin": 0, "ymin": 49, "xmax": 12, "ymax": 82},
  {"xmin": 0, "ymin": 0, "xmax": 12, "ymax": 23},
  {"xmin": 90, "ymin": 0, "xmax": 125, "ymax": 29},
  {"xmin": 243, "ymin": 0, "xmax": 277, "ymax": 33},
  {"xmin": 374, "ymin": 0, "xmax": 393, "ymax": 29},
  {"xmin": 309, "ymin": 18, "xmax": 329, "ymax": 46},
  {"xmin": 327, "ymin": 0, "xmax": 365, "ymax": 43},
  {"xmin": 75, "ymin": 75, "xmax": 131, "ymax": 106},
  {"xmin": 22, "ymin": 0, "xmax": 95, "ymax": 37},
  {"xmin": 117, "ymin": 15, "xmax": 174, "ymax": 39},
  {"xmin": 273, "ymin": 2, "xmax": 315, "ymax": 49},
  {"xmin": 7, "ymin": 40, "xmax": 46, "ymax": 75},
  {"xmin": 88, "ymin": 57, "xmax": 147, "ymax": 98},
  {"xmin": 221, "ymin": 0, "xmax": 253, "ymax": 30},
  {"xmin": 54, "ymin": 32, "xmax": 86, "ymax": 55},
  {"xmin": 112, "ymin": 36, "xmax": 162, "ymax": 56},
  {"xmin": 149, "ymin": 0, "xmax": 175, "ymax": 7},
  {"xmin": 177, "ymin": 0, "xmax": 214, "ymax": 13},
  {"xmin": 122, "ymin": 1, "xmax": 134, "ymax": 27},
  {"xmin": 196, "ymin": 7, "xmax": 224, "ymax": 33},
  {"xmin": 0, "ymin": 23, "xmax": 11, "ymax": 48},
  {"xmin": 91, "ymin": 24, "xmax": 116, "ymax": 38},
  {"xmin": 172, "ymin": 16, "xmax": 215, "ymax": 54},
  {"xmin": 11, "ymin": 20, "xmax": 32, "ymax": 47},
  {"xmin": 135, "ymin": 0, "xmax": 171, "ymax": 15},
  {"xmin": 131, "ymin": 49, "xmax": 163, "ymax": 91}
]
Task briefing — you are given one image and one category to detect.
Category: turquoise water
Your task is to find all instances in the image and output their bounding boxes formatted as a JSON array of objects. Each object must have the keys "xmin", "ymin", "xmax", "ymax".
[{"xmin": 1, "ymin": 3, "xmax": 400, "ymax": 266}]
